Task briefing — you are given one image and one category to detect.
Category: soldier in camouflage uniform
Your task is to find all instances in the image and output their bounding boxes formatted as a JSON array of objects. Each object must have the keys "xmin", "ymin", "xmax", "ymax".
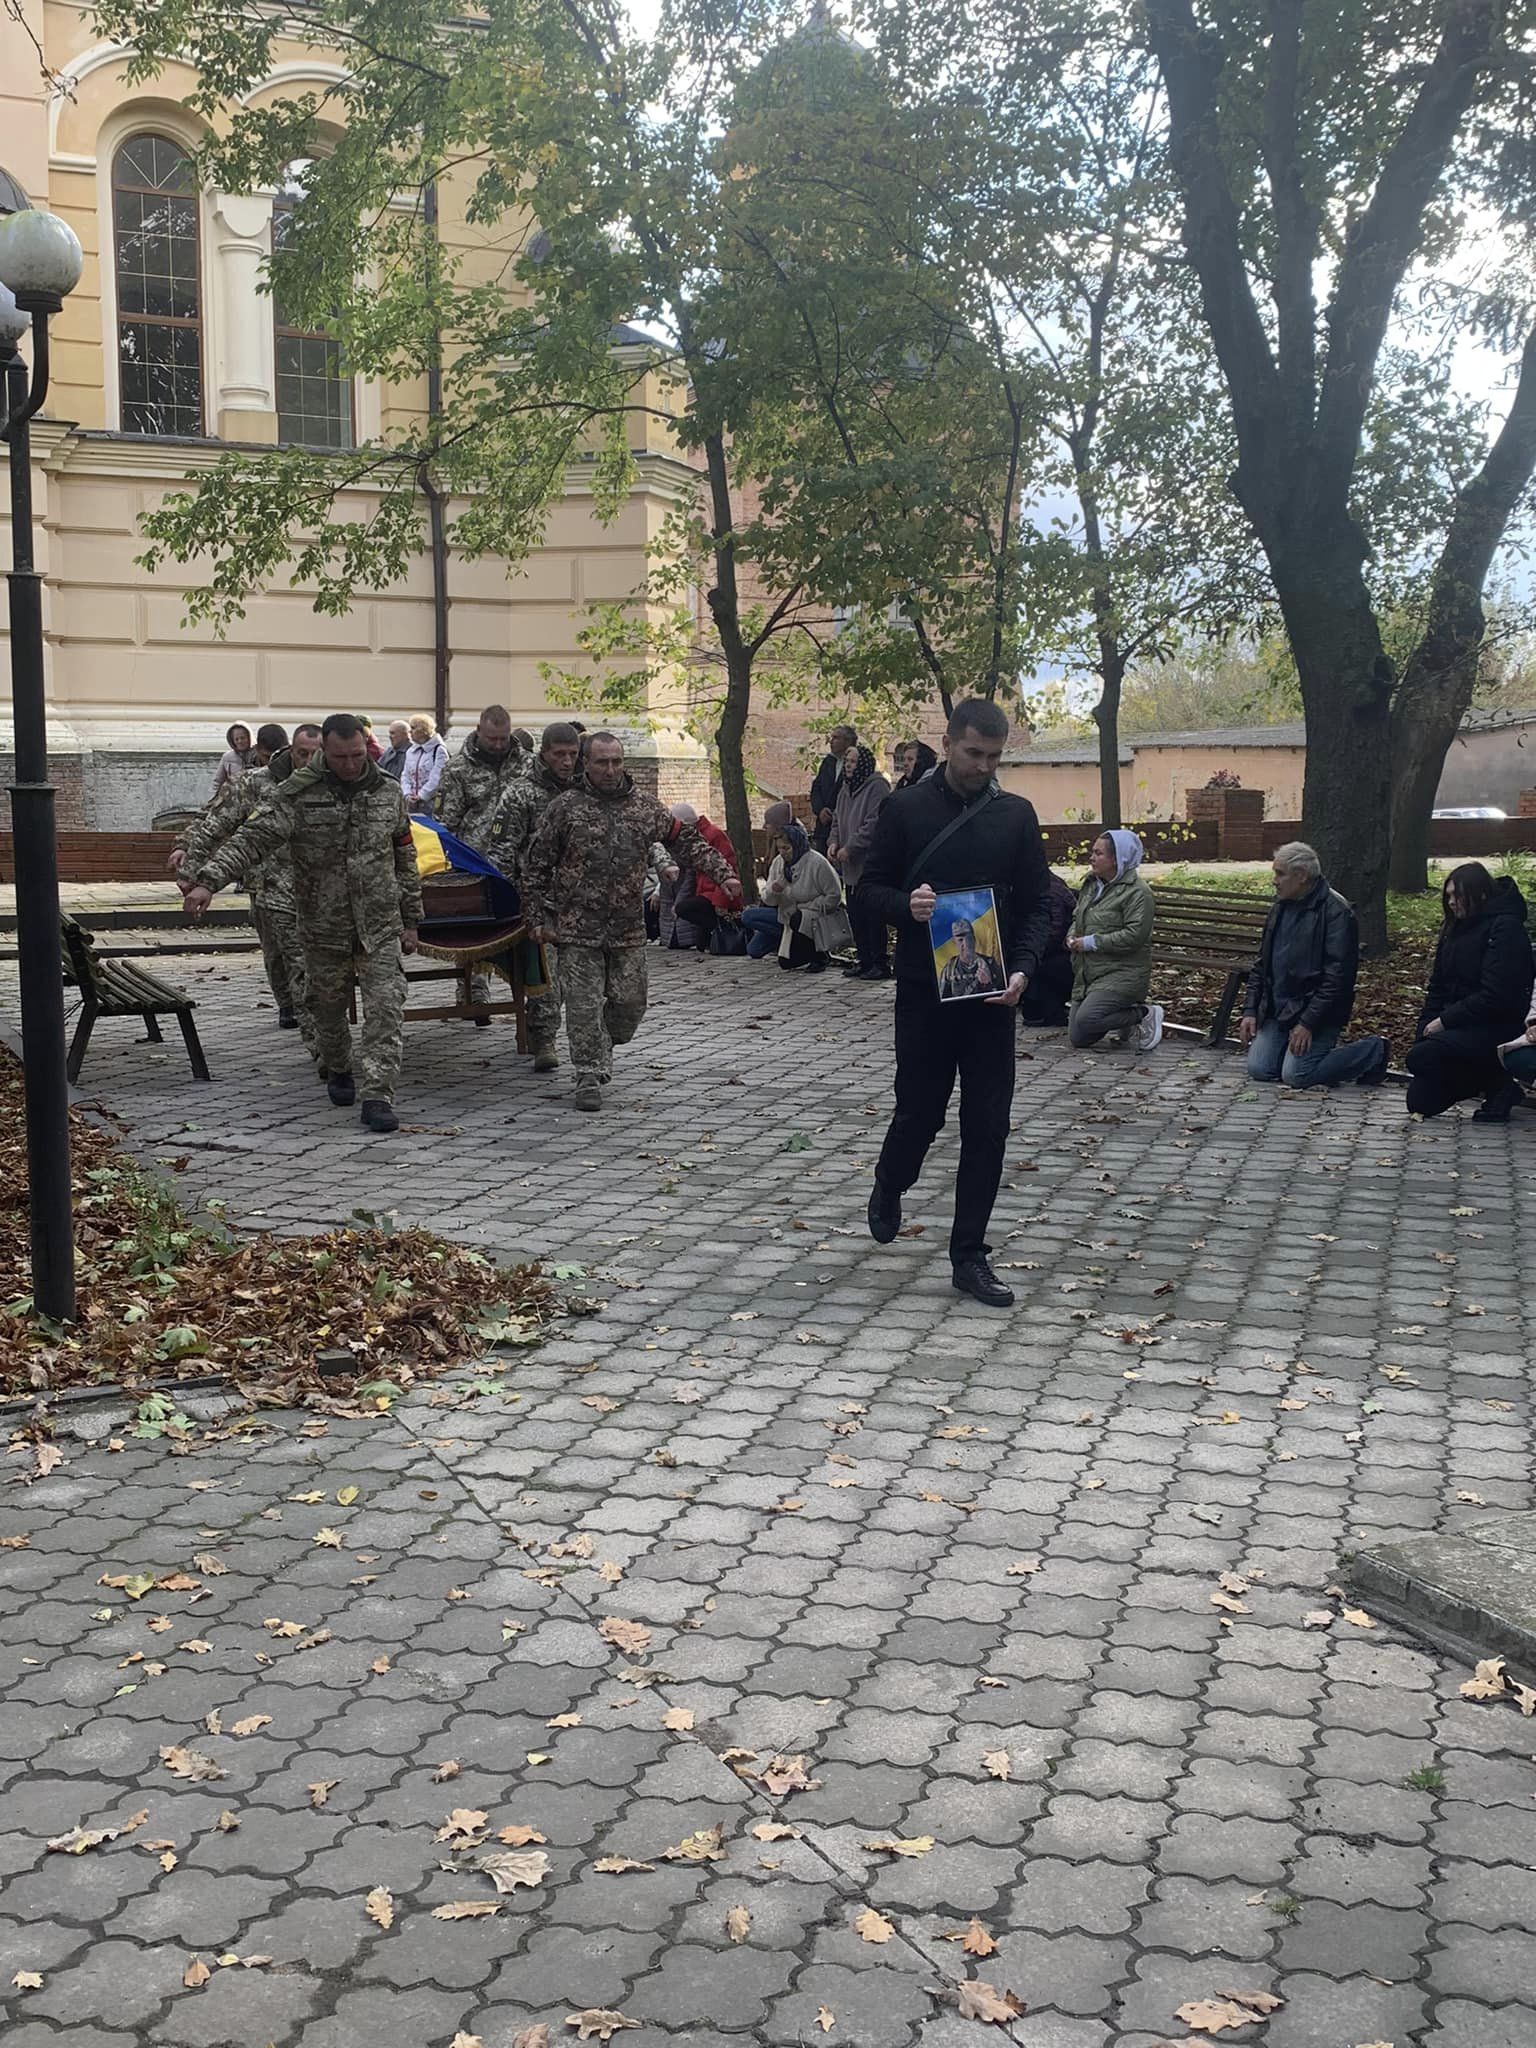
[
  {"xmin": 433, "ymin": 705, "xmax": 525, "ymax": 843},
  {"xmin": 523, "ymin": 732, "xmax": 742, "ymax": 1109},
  {"xmin": 485, "ymin": 721, "xmax": 582, "ymax": 1071},
  {"xmin": 433, "ymin": 705, "xmax": 527, "ymax": 1018},
  {"xmin": 182, "ymin": 724, "xmax": 323, "ymax": 1049},
  {"xmin": 181, "ymin": 714, "xmax": 423, "ymax": 1135}
]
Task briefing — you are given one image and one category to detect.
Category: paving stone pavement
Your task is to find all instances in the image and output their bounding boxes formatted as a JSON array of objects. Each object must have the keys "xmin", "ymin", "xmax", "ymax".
[{"xmin": 2, "ymin": 941, "xmax": 1534, "ymax": 2048}]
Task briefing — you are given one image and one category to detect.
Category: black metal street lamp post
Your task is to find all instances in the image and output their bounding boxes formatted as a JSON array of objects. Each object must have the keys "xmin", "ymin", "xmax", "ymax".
[{"xmin": 0, "ymin": 176, "xmax": 85, "ymax": 1322}]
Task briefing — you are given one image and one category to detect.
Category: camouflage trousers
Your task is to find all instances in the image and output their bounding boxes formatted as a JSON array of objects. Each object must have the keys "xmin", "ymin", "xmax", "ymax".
[
  {"xmin": 305, "ymin": 937, "xmax": 406, "ymax": 1103},
  {"xmin": 253, "ymin": 906, "xmax": 318, "ymax": 1059},
  {"xmin": 526, "ymin": 963, "xmax": 562, "ymax": 1054},
  {"xmin": 556, "ymin": 944, "xmax": 647, "ymax": 1086}
]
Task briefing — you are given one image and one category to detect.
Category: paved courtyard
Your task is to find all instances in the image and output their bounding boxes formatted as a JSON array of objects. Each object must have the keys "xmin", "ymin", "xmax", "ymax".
[{"xmin": 2, "ymin": 941, "xmax": 1534, "ymax": 2048}]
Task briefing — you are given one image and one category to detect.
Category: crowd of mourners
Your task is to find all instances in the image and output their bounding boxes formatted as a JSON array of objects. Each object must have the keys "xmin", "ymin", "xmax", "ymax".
[{"xmin": 207, "ymin": 708, "xmax": 1536, "ymax": 1131}]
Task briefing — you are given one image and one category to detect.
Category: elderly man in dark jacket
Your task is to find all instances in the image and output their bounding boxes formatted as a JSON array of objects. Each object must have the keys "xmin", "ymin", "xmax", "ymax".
[
  {"xmin": 1239, "ymin": 841, "xmax": 1388, "ymax": 1088},
  {"xmin": 809, "ymin": 723, "xmax": 857, "ymax": 852}
]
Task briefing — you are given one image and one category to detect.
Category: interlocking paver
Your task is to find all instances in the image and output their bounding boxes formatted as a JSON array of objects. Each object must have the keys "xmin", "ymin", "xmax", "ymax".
[{"xmin": 1, "ymin": 941, "xmax": 1533, "ymax": 2045}]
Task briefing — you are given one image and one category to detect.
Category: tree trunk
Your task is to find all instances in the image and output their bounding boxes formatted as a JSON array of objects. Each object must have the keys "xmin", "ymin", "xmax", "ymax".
[
  {"xmin": 1388, "ymin": 640, "xmax": 1477, "ymax": 894},
  {"xmin": 1092, "ymin": 655, "xmax": 1125, "ymax": 828},
  {"xmin": 713, "ymin": 649, "xmax": 759, "ymax": 906},
  {"xmin": 1273, "ymin": 556, "xmax": 1394, "ymax": 953},
  {"xmin": 1389, "ymin": 323, "xmax": 1536, "ymax": 892}
]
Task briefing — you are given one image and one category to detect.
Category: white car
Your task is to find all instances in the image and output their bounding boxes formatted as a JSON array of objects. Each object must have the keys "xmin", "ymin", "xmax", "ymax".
[{"xmin": 1431, "ymin": 806, "xmax": 1508, "ymax": 820}]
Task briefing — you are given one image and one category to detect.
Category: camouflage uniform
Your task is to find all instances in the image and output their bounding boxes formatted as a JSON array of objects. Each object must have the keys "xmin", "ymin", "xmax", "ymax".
[
  {"xmin": 523, "ymin": 772, "xmax": 739, "ymax": 1089},
  {"xmin": 433, "ymin": 732, "xmax": 526, "ymax": 847},
  {"xmin": 485, "ymin": 755, "xmax": 578, "ymax": 1056},
  {"xmin": 192, "ymin": 762, "xmax": 423, "ymax": 1103},
  {"xmin": 183, "ymin": 756, "xmax": 316, "ymax": 1054}
]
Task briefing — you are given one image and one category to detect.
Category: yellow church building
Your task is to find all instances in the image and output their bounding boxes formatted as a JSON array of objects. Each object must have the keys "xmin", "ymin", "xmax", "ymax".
[{"xmin": 0, "ymin": 1, "xmax": 710, "ymax": 826}]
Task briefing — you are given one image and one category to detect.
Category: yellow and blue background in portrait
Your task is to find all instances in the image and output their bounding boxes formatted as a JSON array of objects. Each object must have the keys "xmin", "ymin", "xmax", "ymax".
[{"xmin": 929, "ymin": 887, "xmax": 1003, "ymax": 988}]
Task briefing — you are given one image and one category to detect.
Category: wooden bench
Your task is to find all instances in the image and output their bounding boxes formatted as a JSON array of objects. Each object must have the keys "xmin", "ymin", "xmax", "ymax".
[
  {"xmin": 60, "ymin": 916, "xmax": 211, "ymax": 1083},
  {"xmin": 1150, "ymin": 885, "xmax": 1271, "ymax": 1046}
]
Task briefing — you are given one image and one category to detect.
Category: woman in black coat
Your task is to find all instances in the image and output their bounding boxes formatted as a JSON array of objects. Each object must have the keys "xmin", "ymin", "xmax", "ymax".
[{"xmin": 1405, "ymin": 864, "xmax": 1534, "ymax": 1120}]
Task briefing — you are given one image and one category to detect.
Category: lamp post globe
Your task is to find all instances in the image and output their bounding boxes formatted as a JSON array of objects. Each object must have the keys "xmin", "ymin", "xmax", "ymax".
[{"xmin": 0, "ymin": 205, "xmax": 84, "ymax": 315}]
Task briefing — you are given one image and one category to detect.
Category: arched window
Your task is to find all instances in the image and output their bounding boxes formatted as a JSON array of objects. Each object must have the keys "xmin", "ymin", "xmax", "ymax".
[
  {"xmin": 113, "ymin": 134, "xmax": 204, "ymax": 437},
  {"xmin": 272, "ymin": 165, "xmax": 353, "ymax": 449}
]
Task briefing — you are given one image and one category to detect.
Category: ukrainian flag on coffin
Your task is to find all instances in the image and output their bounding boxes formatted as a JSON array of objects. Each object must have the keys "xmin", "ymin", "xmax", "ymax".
[{"xmin": 409, "ymin": 818, "xmax": 521, "ymax": 921}]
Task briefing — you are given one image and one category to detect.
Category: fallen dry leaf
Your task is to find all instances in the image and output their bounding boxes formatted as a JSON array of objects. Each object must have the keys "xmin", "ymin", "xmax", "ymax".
[
  {"xmin": 313, "ymin": 1528, "xmax": 344, "ymax": 1550},
  {"xmin": 725, "ymin": 1904, "xmax": 752, "ymax": 1942},
  {"xmin": 1301, "ymin": 1610, "xmax": 1335, "ymax": 1630},
  {"xmin": 11, "ymin": 1970, "xmax": 42, "ymax": 1990},
  {"xmin": 752, "ymin": 1822, "xmax": 799, "ymax": 1842},
  {"xmin": 854, "ymin": 1907, "xmax": 894, "ymax": 1944},
  {"xmin": 472, "ymin": 1849, "xmax": 549, "ymax": 1894},
  {"xmin": 1219, "ymin": 1991, "xmax": 1283, "ymax": 2016},
  {"xmin": 230, "ymin": 1715, "xmax": 271, "ymax": 1738},
  {"xmin": 662, "ymin": 1825, "xmax": 725, "ymax": 1863},
  {"xmin": 182, "ymin": 1958, "xmax": 212, "ymax": 1989},
  {"xmin": 437, "ymin": 1808, "xmax": 490, "ymax": 1847},
  {"xmin": 450, "ymin": 2035, "xmax": 486, "ymax": 2048},
  {"xmin": 662, "ymin": 1707, "xmax": 695, "ymax": 1732},
  {"xmin": 598, "ymin": 1561, "xmax": 623, "ymax": 1584},
  {"xmin": 431, "ymin": 1901, "xmax": 502, "ymax": 1920},
  {"xmin": 1175, "ymin": 1994, "xmax": 1281, "ymax": 2032},
  {"xmin": 565, "ymin": 2012, "xmax": 641, "ymax": 2042},
  {"xmin": 1005, "ymin": 1558, "xmax": 1041, "ymax": 1576},
  {"xmin": 496, "ymin": 1823, "xmax": 548, "ymax": 1846},
  {"xmin": 546, "ymin": 1713, "xmax": 582, "ymax": 1729},
  {"xmin": 816, "ymin": 2007, "xmax": 835, "ymax": 2034},
  {"xmin": 1455, "ymin": 1490, "xmax": 1486, "ymax": 1506},
  {"xmin": 757, "ymin": 1753, "xmax": 818, "ymax": 1795},
  {"xmin": 982, "ymin": 1749, "xmax": 1011, "ymax": 1781},
  {"xmin": 1210, "ymin": 1592, "xmax": 1249, "ymax": 1615},
  {"xmin": 308, "ymin": 1780, "xmax": 339, "ymax": 1810},
  {"xmin": 364, "ymin": 1887, "xmax": 394, "ymax": 1929},
  {"xmin": 1339, "ymin": 1608, "xmax": 1376, "ymax": 1630},
  {"xmin": 955, "ymin": 1979, "xmax": 1025, "ymax": 2023},
  {"xmin": 598, "ymin": 1617, "xmax": 652, "ymax": 1657},
  {"xmin": 863, "ymin": 1835, "xmax": 934, "ymax": 1858},
  {"xmin": 46, "ymin": 1809, "xmax": 147, "ymax": 1855},
  {"xmin": 433, "ymin": 1761, "xmax": 461, "ymax": 1782},
  {"xmin": 159, "ymin": 1745, "xmax": 224, "ymax": 1783},
  {"xmin": 594, "ymin": 1856, "xmax": 656, "ymax": 1874},
  {"xmin": 1461, "ymin": 1656, "xmax": 1509, "ymax": 1701},
  {"xmin": 940, "ymin": 1917, "xmax": 998, "ymax": 1958},
  {"xmin": 511, "ymin": 2030, "xmax": 551, "ymax": 2048}
]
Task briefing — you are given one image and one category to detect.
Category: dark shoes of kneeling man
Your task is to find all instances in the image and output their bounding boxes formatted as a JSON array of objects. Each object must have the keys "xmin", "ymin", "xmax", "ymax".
[
  {"xmin": 867, "ymin": 1175, "xmax": 1015, "ymax": 1309},
  {"xmin": 322, "ymin": 1068, "xmax": 400, "ymax": 1134}
]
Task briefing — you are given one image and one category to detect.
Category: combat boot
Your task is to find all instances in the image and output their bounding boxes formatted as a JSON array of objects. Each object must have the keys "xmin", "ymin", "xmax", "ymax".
[
  {"xmin": 533, "ymin": 1046, "xmax": 559, "ymax": 1073},
  {"xmin": 573, "ymin": 1078, "xmax": 602, "ymax": 1111},
  {"xmin": 361, "ymin": 1099, "xmax": 399, "ymax": 1133},
  {"xmin": 327, "ymin": 1071, "xmax": 356, "ymax": 1107}
]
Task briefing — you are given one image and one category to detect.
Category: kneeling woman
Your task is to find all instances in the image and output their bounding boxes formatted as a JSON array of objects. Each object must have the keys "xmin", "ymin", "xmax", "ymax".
[
  {"xmin": 746, "ymin": 823, "xmax": 849, "ymax": 972},
  {"xmin": 1406, "ymin": 863, "xmax": 1532, "ymax": 1119},
  {"xmin": 1066, "ymin": 830, "xmax": 1163, "ymax": 1052}
]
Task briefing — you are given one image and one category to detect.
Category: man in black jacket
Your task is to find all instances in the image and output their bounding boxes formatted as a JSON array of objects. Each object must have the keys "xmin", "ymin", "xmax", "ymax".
[
  {"xmin": 858, "ymin": 698, "xmax": 1052, "ymax": 1308},
  {"xmin": 809, "ymin": 723, "xmax": 857, "ymax": 853},
  {"xmin": 1239, "ymin": 841, "xmax": 1388, "ymax": 1087}
]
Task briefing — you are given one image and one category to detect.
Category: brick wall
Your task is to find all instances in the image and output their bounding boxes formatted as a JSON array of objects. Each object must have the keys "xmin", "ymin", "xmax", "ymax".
[{"xmin": 0, "ymin": 753, "xmax": 89, "ymax": 829}]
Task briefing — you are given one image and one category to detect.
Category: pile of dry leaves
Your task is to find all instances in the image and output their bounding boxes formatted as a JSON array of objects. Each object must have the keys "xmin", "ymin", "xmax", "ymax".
[{"xmin": 0, "ymin": 1053, "xmax": 557, "ymax": 1408}]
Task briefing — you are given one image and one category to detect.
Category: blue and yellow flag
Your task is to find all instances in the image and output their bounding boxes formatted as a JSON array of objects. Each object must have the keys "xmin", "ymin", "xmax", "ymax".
[{"xmin": 409, "ymin": 818, "xmax": 522, "ymax": 920}]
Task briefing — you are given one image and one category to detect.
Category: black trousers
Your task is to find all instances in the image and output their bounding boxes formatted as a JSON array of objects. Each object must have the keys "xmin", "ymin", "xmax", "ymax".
[
  {"xmin": 876, "ymin": 979, "xmax": 1016, "ymax": 1264},
  {"xmin": 672, "ymin": 893, "xmax": 718, "ymax": 948},
  {"xmin": 1017, "ymin": 948, "xmax": 1072, "ymax": 1023},
  {"xmin": 1404, "ymin": 1028, "xmax": 1506, "ymax": 1117},
  {"xmin": 849, "ymin": 884, "xmax": 889, "ymax": 971}
]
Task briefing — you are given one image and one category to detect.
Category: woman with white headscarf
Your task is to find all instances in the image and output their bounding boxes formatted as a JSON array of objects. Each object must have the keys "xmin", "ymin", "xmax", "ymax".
[{"xmin": 1066, "ymin": 828, "xmax": 1162, "ymax": 1051}]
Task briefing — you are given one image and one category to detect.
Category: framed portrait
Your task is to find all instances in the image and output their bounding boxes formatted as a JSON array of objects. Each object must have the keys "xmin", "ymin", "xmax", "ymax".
[{"xmin": 930, "ymin": 887, "xmax": 1006, "ymax": 1002}]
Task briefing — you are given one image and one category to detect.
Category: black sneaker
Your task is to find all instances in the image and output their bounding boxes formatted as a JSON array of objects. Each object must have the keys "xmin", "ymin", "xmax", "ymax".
[
  {"xmin": 277, "ymin": 1008, "xmax": 298, "ymax": 1029},
  {"xmin": 327, "ymin": 1071, "xmax": 356, "ymax": 1107},
  {"xmin": 952, "ymin": 1257, "xmax": 1014, "ymax": 1309},
  {"xmin": 867, "ymin": 1177, "xmax": 902, "ymax": 1244},
  {"xmin": 361, "ymin": 1098, "xmax": 399, "ymax": 1133},
  {"xmin": 1356, "ymin": 1037, "xmax": 1391, "ymax": 1086}
]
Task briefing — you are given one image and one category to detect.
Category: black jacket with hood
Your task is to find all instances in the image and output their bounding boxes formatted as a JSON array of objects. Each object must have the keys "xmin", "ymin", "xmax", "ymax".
[{"xmin": 1417, "ymin": 876, "xmax": 1533, "ymax": 1045}]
